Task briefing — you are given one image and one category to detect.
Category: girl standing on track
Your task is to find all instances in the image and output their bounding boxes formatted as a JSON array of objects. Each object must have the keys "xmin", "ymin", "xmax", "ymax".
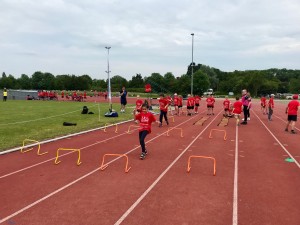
[
  {"xmin": 178, "ymin": 95, "xmax": 183, "ymax": 115},
  {"xmin": 135, "ymin": 104, "xmax": 158, "ymax": 160},
  {"xmin": 267, "ymin": 94, "xmax": 274, "ymax": 121},
  {"xmin": 285, "ymin": 94, "xmax": 299, "ymax": 134},
  {"xmin": 194, "ymin": 95, "xmax": 201, "ymax": 114},
  {"xmin": 233, "ymin": 96, "xmax": 243, "ymax": 126}
]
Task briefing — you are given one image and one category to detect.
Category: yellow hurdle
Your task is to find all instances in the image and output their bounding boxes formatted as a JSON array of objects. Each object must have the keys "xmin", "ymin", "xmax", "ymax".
[
  {"xmin": 20, "ymin": 139, "xmax": 48, "ymax": 156},
  {"xmin": 187, "ymin": 155, "xmax": 216, "ymax": 176},
  {"xmin": 209, "ymin": 129, "xmax": 227, "ymax": 141},
  {"xmin": 102, "ymin": 123, "xmax": 118, "ymax": 133},
  {"xmin": 127, "ymin": 125, "xmax": 140, "ymax": 134},
  {"xmin": 166, "ymin": 127, "xmax": 183, "ymax": 138},
  {"xmin": 54, "ymin": 148, "xmax": 82, "ymax": 166},
  {"xmin": 100, "ymin": 153, "xmax": 131, "ymax": 173}
]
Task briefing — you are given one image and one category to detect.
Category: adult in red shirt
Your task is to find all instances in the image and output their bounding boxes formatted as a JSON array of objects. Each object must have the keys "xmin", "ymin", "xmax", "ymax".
[
  {"xmin": 233, "ymin": 96, "xmax": 243, "ymax": 126},
  {"xmin": 285, "ymin": 94, "xmax": 299, "ymax": 134},
  {"xmin": 206, "ymin": 94, "xmax": 215, "ymax": 115},
  {"xmin": 223, "ymin": 97, "xmax": 230, "ymax": 117},
  {"xmin": 194, "ymin": 95, "xmax": 201, "ymax": 114},
  {"xmin": 267, "ymin": 94, "xmax": 274, "ymax": 121},
  {"xmin": 135, "ymin": 104, "xmax": 157, "ymax": 159},
  {"xmin": 186, "ymin": 94, "xmax": 195, "ymax": 116},
  {"xmin": 158, "ymin": 93, "xmax": 169, "ymax": 127},
  {"xmin": 133, "ymin": 95, "xmax": 143, "ymax": 116},
  {"xmin": 261, "ymin": 95, "xmax": 267, "ymax": 114}
]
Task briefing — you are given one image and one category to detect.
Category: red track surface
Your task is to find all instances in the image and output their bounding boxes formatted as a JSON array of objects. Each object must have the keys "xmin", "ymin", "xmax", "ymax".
[{"xmin": 0, "ymin": 99, "xmax": 300, "ymax": 225}]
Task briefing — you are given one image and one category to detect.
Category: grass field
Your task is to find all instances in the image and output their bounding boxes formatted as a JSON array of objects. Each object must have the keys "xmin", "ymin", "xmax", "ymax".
[{"xmin": 0, "ymin": 100, "xmax": 136, "ymax": 151}]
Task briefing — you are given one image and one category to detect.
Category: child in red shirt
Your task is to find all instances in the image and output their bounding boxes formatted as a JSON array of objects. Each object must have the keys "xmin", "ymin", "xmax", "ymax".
[
  {"xmin": 177, "ymin": 95, "xmax": 183, "ymax": 115},
  {"xmin": 194, "ymin": 95, "xmax": 201, "ymax": 114},
  {"xmin": 285, "ymin": 94, "xmax": 299, "ymax": 134},
  {"xmin": 233, "ymin": 96, "xmax": 243, "ymax": 126},
  {"xmin": 267, "ymin": 94, "xmax": 274, "ymax": 121},
  {"xmin": 133, "ymin": 95, "xmax": 143, "ymax": 117},
  {"xmin": 206, "ymin": 94, "xmax": 215, "ymax": 115},
  {"xmin": 261, "ymin": 96, "xmax": 267, "ymax": 114},
  {"xmin": 223, "ymin": 97, "xmax": 230, "ymax": 117},
  {"xmin": 158, "ymin": 93, "xmax": 169, "ymax": 127},
  {"xmin": 173, "ymin": 93, "xmax": 179, "ymax": 115},
  {"xmin": 187, "ymin": 94, "xmax": 195, "ymax": 116},
  {"xmin": 135, "ymin": 104, "xmax": 157, "ymax": 159}
]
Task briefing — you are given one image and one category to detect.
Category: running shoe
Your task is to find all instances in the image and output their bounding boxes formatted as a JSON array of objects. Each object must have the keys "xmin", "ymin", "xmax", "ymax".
[
  {"xmin": 140, "ymin": 152, "xmax": 146, "ymax": 160},
  {"xmin": 291, "ymin": 130, "xmax": 297, "ymax": 134}
]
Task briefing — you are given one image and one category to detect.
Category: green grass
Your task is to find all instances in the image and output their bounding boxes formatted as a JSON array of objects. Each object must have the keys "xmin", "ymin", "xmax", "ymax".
[{"xmin": 0, "ymin": 100, "xmax": 135, "ymax": 151}]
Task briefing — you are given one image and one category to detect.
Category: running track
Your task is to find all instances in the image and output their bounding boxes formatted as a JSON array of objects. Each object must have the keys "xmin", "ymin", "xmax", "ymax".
[{"xmin": 0, "ymin": 99, "xmax": 299, "ymax": 225}]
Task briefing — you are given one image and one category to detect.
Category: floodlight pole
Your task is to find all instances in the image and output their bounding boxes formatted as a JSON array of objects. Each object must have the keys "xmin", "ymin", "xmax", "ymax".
[
  {"xmin": 105, "ymin": 46, "xmax": 112, "ymax": 112},
  {"xmin": 191, "ymin": 33, "xmax": 194, "ymax": 95}
]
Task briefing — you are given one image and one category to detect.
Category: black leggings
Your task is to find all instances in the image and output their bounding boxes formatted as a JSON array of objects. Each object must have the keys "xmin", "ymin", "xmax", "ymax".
[
  {"xmin": 159, "ymin": 111, "xmax": 168, "ymax": 124},
  {"xmin": 139, "ymin": 130, "xmax": 149, "ymax": 153},
  {"xmin": 243, "ymin": 106, "xmax": 249, "ymax": 122}
]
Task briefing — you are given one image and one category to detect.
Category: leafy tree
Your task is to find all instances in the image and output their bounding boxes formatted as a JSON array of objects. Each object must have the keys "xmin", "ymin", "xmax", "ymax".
[
  {"xmin": 193, "ymin": 70, "xmax": 210, "ymax": 95},
  {"xmin": 128, "ymin": 73, "xmax": 144, "ymax": 88},
  {"xmin": 17, "ymin": 74, "xmax": 32, "ymax": 89},
  {"xmin": 110, "ymin": 75, "xmax": 128, "ymax": 91}
]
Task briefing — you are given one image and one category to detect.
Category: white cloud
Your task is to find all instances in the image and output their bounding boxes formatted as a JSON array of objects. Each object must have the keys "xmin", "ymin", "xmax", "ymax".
[{"xmin": 0, "ymin": 0, "xmax": 300, "ymax": 79}]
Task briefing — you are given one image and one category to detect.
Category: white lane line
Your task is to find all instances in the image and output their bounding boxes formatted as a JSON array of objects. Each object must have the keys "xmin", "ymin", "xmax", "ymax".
[
  {"xmin": 0, "ymin": 115, "xmax": 199, "ymax": 223},
  {"xmin": 0, "ymin": 119, "xmax": 134, "ymax": 155},
  {"xmin": 232, "ymin": 125, "xmax": 239, "ymax": 225},
  {"xmin": 0, "ymin": 131, "xmax": 131, "ymax": 179},
  {"xmin": 273, "ymin": 114, "xmax": 300, "ymax": 132},
  {"xmin": 114, "ymin": 110, "xmax": 222, "ymax": 225},
  {"xmin": 253, "ymin": 111, "xmax": 300, "ymax": 168}
]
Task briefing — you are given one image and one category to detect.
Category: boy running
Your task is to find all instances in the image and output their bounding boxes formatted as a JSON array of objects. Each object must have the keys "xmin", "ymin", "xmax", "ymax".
[
  {"xmin": 135, "ymin": 104, "xmax": 157, "ymax": 159},
  {"xmin": 158, "ymin": 93, "xmax": 169, "ymax": 127},
  {"xmin": 285, "ymin": 94, "xmax": 299, "ymax": 134},
  {"xmin": 233, "ymin": 96, "xmax": 243, "ymax": 126}
]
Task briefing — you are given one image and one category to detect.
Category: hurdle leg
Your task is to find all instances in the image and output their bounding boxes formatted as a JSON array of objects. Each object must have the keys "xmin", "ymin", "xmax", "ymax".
[{"xmin": 187, "ymin": 155, "xmax": 216, "ymax": 176}]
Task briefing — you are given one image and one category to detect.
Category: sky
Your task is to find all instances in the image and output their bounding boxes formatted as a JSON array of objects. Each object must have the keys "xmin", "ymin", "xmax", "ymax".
[{"xmin": 1, "ymin": 0, "xmax": 300, "ymax": 80}]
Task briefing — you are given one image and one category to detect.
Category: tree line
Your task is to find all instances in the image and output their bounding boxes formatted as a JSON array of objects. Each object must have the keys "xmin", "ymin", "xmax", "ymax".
[{"xmin": 1, "ymin": 64, "xmax": 300, "ymax": 97}]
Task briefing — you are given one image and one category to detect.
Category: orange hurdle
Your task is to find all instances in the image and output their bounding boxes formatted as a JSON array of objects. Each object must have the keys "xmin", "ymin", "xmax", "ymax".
[
  {"xmin": 167, "ymin": 127, "xmax": 183, "ymax": 137},
  {"xmin": 209, "ymin": 129, "xmax": 227, "ymax": 141},
  {"xmin": 20, "ymin": 139, "xmax": 48, "ymax": 156},
  {"xmin": 100, "ymin": 154, "xmax": 131, "ymax": 173},
  {"xmin": 127, "ymin": 125, "xmax": 140, "ymax": 134},
  {"xmin": 54, "ymin": 148, "xmax": 82, "ymax": 166},
  {"xmin": 169, "ymin": 116, "xmax": 175, "ymax": 122},
  {"xmin": 187, "ymin": 155, "xmax": 216, "ymax": 176},
  {"xmin": 102, "ymin": 123, "xmax": 118, "ymax": 133}
]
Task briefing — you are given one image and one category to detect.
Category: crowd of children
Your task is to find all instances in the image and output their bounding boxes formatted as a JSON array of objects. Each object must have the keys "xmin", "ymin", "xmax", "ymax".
[{"xmin": 132, "ymin": 91, "xmax": 300, "ymax": 160}]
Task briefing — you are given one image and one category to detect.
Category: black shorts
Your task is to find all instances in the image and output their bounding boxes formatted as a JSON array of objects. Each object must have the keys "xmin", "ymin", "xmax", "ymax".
[
  {"xmin": 195, "ymin": 104, "xmax": 200, "ymax": 107},
  {"xmin": 187, "ymin": 106, "xmax": 194, "ymax": 110},
  {"xmin": 207, "ymin": 105, "xmax": 214, "ymax": 108},
  {"xmin": 288, "ymin": 115, "xmax": 297, "ymax": 121},
  {"xmin": 178, "ymin": 105, "xmax": 183, "ymax": 108},
  {"xmin": 224, "ymin": 108, "xmax": 229, "ymax": 111},
  {"xmin": 121, "ymin": 99, "xmax": 127, "ymax": 105}
]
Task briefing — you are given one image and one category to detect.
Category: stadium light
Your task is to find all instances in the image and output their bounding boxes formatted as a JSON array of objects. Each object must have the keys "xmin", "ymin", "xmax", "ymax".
[
  {"xmin": 105, "ymin": 46, "xmax": 112, "ymax": 112},
  {"xmin": 191, "ymin": 33, "xmax": 194, "ymax": 95}
]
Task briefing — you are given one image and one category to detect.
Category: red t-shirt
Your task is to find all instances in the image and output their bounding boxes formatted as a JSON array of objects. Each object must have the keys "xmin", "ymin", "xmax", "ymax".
[
  {"xmin": 287, "ymin": 100, "xmax": 299, "ymax": 115},
  {"xmin": 166, "ymin": 96, "xmax": 172, "ymax": 104},
  {"xmin": 187, "ymin": 97, "xmax": 195, "ymax": 107},
  {"xmin": 206, "ymin": 97, "xmax": 215, "ymax": 106},
  {"xmin": 195, "ymin": 96, "xmax": 201, "ymax": 105},
  {"xmin": 178, "ymin": 97, "xmax": 183, "ymax": 106},
  {"xmin": 135, "ymin": 112, "xmax": 156, "ymax": 133},
  {"xmin": 233, "ymin": 101, "xmax": 243, "ymax": 114},
  {"xmin": 268, "ymin": 98, "xmax": 274, "ymax": 108},
  {"xmin": 223, "ymin": 99, "xmax": 230, "ymax": 109},
  {"xmin": 136, "ymin": 99, "xmax": 143, "ymax": 111},
  {"xmin": 173, "ymin": 97, "xmax": 179, "ymax": 106},
  {"xmin": 261, "ymin": 97, "xmax": 266, "ymax": 106},
  {"xmin": 159, "ymin": 98, "xmax": 169, "ymax": 112}
]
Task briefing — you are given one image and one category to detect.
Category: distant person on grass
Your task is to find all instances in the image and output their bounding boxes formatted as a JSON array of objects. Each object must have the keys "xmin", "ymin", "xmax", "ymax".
[
  {"xmin": 158, "ymin": 93, "xmax": 169, "ymax": 127},
  {"xmin": 285, "ymin": 94, "xmax": 299, "ymax": 134},
  {"xmin": 233, "ymin": 96, "xmax": 243, "ymax": 126},
  {"xmin": 3, "ymin": 88, "xmax": 7, "ymax": 101},
  {"xmin": 135, "ymin": 104, "xmax": 158, "ymax": 160},
  {"xmin": 133, "ymin": 95, "xmax": 143, "ymax": 117},
  {"xmin": 120, "ymin": 86, "xmax": 127, "ymax": 113}
]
